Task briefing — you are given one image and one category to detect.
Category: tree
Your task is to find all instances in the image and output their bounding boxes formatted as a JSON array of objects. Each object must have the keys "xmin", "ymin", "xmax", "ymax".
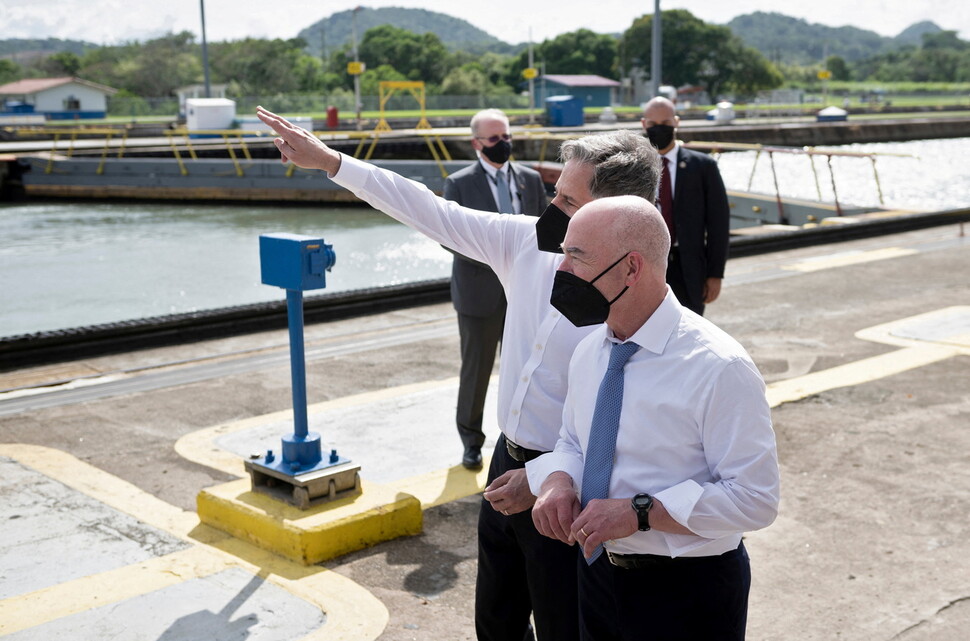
[
  {"xmin": 825, "ymin": 55, "xmax": 851, "ymax": 81},
  {"xmin": 441, "ymin": 64, "xmax": 489, "ymax": 95},
  {"xmin": 77, "ymin": 32, "xmax": 200, "ymax": 97},
  {"xmin": 40, "ymin": 51, "xmax": 81, "ymax": 76},
  {"xmin": 358, "ymin": 64, "xmax": 408, "ymax": 96},
  {"xmin": 620, "ymin": 10, "xmax": 781, "ymax": 99},
  {"xmin": 922, "ymin": 30, "xmax": 967, "ymax": 51},
  {"xmin": 504, "ymin": 29, "xmax": 617, "ymax": 88},
  {"xmin": 209, "ymin": 38, "xmax": 308, "ymax": 95},
  {"xmin": 0, "ymin": 59, "xmax": 20, "ymax": 85},
  {"xmin": 358, "ymin": 25, "xmax": 450, "ymax": 85}
]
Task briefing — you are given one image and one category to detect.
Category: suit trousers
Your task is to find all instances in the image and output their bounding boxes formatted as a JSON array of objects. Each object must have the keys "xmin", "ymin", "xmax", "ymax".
[
  {"xmin": 666, "ymin": 248, "xmax": 705, "ymax": 316},
  {"xmin": 456, "ymin": 307, "xmax": 505, "ymax": 449},
  {"xmin": 577, "ymin": 543, "xmax": 751, "ymax": 641},
  {"xmin": 476, "ymin": 435, "xmax": 581, "ymax": 641}
]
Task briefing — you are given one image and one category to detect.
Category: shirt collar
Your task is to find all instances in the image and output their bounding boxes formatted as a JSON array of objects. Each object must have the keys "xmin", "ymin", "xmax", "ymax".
[
  {"xmin": 478, "ymin": 156, "xmax": 509, "ymax": 179},
  {"xmin": 606, "ymin": 287, "xmax": 682, "ymax": 355},
  {"xmin": 661, "ymin": 144, "xmax": 679, "ymax": 165}
]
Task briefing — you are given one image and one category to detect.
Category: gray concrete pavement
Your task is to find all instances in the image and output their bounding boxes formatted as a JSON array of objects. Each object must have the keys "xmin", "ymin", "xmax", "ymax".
[{"xmin": 1, "ymin": 222, "xmax": 968, "ymax": 640}]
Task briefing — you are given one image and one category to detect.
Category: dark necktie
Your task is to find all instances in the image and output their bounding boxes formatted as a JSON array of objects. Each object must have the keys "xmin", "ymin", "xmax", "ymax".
[
  {"xmin": 495, "ymin": 169, "xmax": 514, "ymax": 213},
  {"xmin": 580, "ymin": 340, "xmax": 641, "ymax": 564},
  {"xmin": 658, "ymin": 157, "xmax": 676, "ymax": 244}
]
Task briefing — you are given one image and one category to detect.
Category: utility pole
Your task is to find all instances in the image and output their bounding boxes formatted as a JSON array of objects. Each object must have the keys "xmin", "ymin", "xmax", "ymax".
[
  {"xmin": 528, "ymin": 29, "xmax": 535, "ymax": 124},
  {"xmin": 650, "ymin": 0, "xmax": 661, "ymax": 99},
  {"xmin": 351, "ymin": 6, "xmax": 362, "ymax": 131},
  {"xmin": 200, "ymin": 0, "xmax": 211, "ymax": 97}
]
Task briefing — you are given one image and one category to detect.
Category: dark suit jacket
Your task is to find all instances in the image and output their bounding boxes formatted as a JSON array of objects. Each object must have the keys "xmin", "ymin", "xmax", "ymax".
[
  {"xmin": 671, "ymin": 145, "xmax": 731, "ymax": 306},
  {"xmin": 443, "ymin": 161, "xmax": 547, "ymax": 316}
]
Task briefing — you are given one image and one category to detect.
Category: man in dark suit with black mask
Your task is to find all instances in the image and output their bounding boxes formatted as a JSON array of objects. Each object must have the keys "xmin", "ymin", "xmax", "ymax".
[
  {"xmin": 642, "ymin": 96, "xmax": 730, "ymax": 316},
  {"xmin": 444, "ymin": 109, "xmax": 547, "ymax": 470}
]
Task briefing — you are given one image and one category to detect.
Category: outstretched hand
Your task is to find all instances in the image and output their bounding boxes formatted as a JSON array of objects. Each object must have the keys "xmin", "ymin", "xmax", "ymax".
[{"xmin": 255, "ymin": 106, "xmax": 342, "ymax": 174}]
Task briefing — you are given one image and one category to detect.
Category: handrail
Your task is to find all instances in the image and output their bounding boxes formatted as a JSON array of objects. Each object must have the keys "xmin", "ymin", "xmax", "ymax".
[
  {"xmin": 685, "ymin": 140, "xmax": 917, "ymax": 217},
  {"xmin": 3, "ymin": 126, "xmax": 917, "ymax": 207}
]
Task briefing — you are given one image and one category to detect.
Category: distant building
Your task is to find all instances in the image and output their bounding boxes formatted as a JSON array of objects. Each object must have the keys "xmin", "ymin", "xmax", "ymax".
[
  {"xmin": 531, "ymin": 74, "xmax": 621, "ymax": 108},
  {"xmin": 0, "ymin": 77, "xmax": 117, "ymax": 120}
]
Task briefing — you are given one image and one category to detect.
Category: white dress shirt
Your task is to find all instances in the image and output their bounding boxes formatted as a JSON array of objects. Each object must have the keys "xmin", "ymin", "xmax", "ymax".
[
  {"xmin": 477, "ymin": 156, "xmax": 522, "ymax": 214},
  {"xmin": 331, "ymin": 154, "xmax": 595, "ymax": 451},
  {"xmin": 527, "ymin": 289, "xmax": 780, "ymax": 557}
]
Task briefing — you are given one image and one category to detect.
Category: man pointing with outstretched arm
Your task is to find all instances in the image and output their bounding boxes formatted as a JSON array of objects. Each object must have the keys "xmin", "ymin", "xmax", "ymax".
[{"xmin": 256, "ymin": 106, "xmax": 661, "ymax": 641}]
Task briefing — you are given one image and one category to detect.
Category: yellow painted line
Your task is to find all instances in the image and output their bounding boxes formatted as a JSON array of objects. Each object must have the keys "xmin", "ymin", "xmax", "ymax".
[
  {"xmin": 175, "ymin": 376, "xmax": 465, "ymax": 478},
  {"xmin": 768, "ymin": 306, "xmax": 969, "ymax": 408},
  {"xmin": 0, "ymin": 443, "xmax": 197, "ymax": 538},
  {"xmin": 394, "ymin": 460, "xmax": 491, "ymax": 509},
  {"xmin": 766, "ymin": 344, "xmax": 959, "ymax": 408},
  {"xmin": 0, "ymin": 546, "xmax": 227, "ymax": 635},
  {"xmin": 782, "ymin": 247, "xmax": 917, "ymax": 273},
  {"xmin": 856, "ymin": 305, "xmax": 970, "ymax": 350},
  {"xmin": 175, "ymin": 374, "xmax": 492, "ymax": 510},
  {"xmin": 0, "ymin": 444, "xmax": 389, "ymax": 641}
]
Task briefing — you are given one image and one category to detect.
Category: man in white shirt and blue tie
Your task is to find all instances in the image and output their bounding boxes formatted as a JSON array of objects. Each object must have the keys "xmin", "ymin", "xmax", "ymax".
[{"xmin": 529, "ymin": 195, "xmax": 780, "ymax": 640}]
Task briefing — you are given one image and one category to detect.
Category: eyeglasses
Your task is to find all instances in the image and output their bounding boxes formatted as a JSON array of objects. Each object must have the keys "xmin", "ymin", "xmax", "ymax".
[{"xmin": 476, "ymin": 133, "xmax": 512, "ymax": 144}]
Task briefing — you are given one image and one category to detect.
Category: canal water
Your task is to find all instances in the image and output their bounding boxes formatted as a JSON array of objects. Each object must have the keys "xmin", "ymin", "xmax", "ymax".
[{"xmin": 2, "ymin": 137, "xmax": 968, "ymax": 339}]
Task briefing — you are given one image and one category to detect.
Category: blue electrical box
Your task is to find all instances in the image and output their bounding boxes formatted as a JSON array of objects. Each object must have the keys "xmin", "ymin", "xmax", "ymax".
[
  {"xmin": 259, "ymin": 233, "xmax": 335, "ymax": 291},
  {"xmin": 545, "ymin": 95, "xmax": 584, "ymax": 127}
]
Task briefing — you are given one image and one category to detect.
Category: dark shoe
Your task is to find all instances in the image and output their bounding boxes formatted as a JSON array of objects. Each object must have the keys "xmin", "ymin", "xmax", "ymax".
[{"xmin": 462, "ymin": 445, "xmax": 483, "ymax": 470}]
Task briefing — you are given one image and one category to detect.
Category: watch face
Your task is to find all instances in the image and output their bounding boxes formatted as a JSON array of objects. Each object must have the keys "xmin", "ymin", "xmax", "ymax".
[{"xmin": 633, "ymin": 494, "xmax": 653, "ymax": 509}]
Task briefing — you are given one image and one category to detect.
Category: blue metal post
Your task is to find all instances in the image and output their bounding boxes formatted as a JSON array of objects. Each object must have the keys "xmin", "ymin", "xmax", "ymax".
[{"xmin": 286, "ymin": 288, "xmax": 308, "ymax": 439}]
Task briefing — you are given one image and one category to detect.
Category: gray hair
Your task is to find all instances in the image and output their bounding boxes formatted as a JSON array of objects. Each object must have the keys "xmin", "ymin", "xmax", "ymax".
[
  {"xmin": 470, "ymin": 108, "xmax": 509, "ymax": 137},
  {"xmin": 559, "ymin": 130, "xmax": 662, "ymax": 202}
]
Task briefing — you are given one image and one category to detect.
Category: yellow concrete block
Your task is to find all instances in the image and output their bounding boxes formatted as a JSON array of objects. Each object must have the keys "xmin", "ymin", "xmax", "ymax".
[{"xmin": 197, "ymin": 479, "xmax": 422, "ymax": 566}]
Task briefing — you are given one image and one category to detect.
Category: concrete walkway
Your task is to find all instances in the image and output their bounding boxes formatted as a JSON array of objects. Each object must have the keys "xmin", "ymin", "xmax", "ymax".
[{"xmin": 1, "ymin": 222, "xmax": 969, "ymax": 640}]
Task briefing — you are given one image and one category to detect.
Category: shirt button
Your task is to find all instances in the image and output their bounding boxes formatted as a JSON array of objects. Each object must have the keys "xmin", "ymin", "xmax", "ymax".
[
  {"xmin": 535, "ymin": 344, "xmax": 543, "ymax": 351},
  {"xmin": 512, "ymin": 409, "xmax": 519, "ymax": 416},
  {"xmin": 521, "ymin": 376, "xmax": 528, "ymax": 382}
]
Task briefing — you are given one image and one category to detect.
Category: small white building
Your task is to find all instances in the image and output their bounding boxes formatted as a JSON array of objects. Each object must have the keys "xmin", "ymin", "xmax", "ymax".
[{"xmin": 0, "ymin": 76, "xmax": 117, "ymax": 120}]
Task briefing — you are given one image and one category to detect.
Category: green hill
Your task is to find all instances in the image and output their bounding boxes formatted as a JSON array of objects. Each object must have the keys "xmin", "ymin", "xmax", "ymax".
[
  {"xmin": 298, "ymin": 6, "xmax": 521, "ymax": 57},
  {"xmin": 726, "ymin": 11, "xmax": 943, "ymax": 64}
]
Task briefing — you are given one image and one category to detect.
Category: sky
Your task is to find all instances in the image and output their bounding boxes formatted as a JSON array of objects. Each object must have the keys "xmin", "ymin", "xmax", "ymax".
[{"xmin": 3, "ymin": 0, "xmax": 969, "ymax": 47}]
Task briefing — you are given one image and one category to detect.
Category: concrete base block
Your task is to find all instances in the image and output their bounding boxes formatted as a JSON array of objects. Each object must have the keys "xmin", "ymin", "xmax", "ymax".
[{"xmin": 197, "ymin": 479, "xmax": 422, "ymax": 565}]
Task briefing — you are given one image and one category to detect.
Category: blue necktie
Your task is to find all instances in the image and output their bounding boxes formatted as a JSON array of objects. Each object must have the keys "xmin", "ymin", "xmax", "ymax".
[
  {"xmin": 580, "ymin": 340, "xmax": 641, "ymax": 564},
  {"xmin": 495, "ymin": 169, "xmax": 514, "ymax": 213}
]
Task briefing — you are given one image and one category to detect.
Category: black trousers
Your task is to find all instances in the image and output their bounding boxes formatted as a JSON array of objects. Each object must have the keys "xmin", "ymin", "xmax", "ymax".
[
  {"xmin": 578, "ymin": 543, "xmax": 751, "ymax": 641},
  {"xmin": 456, "ymin": 309, "xmax": 505, "ymax": 450},
  {"xmin": 475, "ymin": 435, "xmax": 581, "ymax": 641},
  {"xmin": 666, "ymin": 248, "xmax": 705, "ymax": 316}
]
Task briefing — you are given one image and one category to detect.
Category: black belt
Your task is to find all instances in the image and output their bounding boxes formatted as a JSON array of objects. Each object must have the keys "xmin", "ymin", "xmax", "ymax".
[
  {"xmin": 607, "ymin": 547, "xmax": 738, "ymax": 570},
  {"xmin": 606, "ymin": 551, "xmax": 716, "ymax": 569},
  {"xmin": 505, "ymin": 438, "xmax": 546, "ymax": 463}
]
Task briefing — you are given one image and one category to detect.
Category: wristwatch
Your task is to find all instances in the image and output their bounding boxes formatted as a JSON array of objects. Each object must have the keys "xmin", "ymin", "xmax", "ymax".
[{"xmin": 631, "ymin": 493, "xmax": 654, "ymax": 531}]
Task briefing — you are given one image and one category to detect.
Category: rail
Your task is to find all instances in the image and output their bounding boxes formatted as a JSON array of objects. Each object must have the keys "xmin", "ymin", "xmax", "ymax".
[
  {"xmin": 5, "ymin": 124, "xmax": 464, "ymax": 179},
  {"xmin": 4, "ymin": 125, "xmax": 916, "ymax": 215},
  {"xmin": 683, "ymin": 140, "xmax": 915, "ymax": 218}
]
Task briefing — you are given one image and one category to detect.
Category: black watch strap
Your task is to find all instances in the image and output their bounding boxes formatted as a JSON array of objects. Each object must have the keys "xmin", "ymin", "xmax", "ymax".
[{"xmin": 632, "ymin": 493, "xmax": 654, "ymax": 531}]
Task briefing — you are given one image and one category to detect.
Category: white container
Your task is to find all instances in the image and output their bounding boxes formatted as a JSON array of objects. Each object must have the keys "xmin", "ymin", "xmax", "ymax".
[
  {"xmin": 185, "ymin": 98, "xmax": 236, "ymax": 131},
  {"xmin": 713, "ymin": 101, "xmax": 735, "ymax": 125}
]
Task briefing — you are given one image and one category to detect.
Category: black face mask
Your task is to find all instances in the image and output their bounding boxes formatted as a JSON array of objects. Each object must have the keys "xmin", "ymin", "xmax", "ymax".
[
  {"xmin": 550, "ymin": 252, "xmax": 630, "ymax": 327},
  {"xmin": 481, "ymin": 139, "xmax": 512, "ymax": 165},
  {"xmin": 645, "ymin": 124, "xmax": 675, "ymax": 150},
  {"xmin": 535, "ymin": 202, "xmax": 570, "ymax": 253}
]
